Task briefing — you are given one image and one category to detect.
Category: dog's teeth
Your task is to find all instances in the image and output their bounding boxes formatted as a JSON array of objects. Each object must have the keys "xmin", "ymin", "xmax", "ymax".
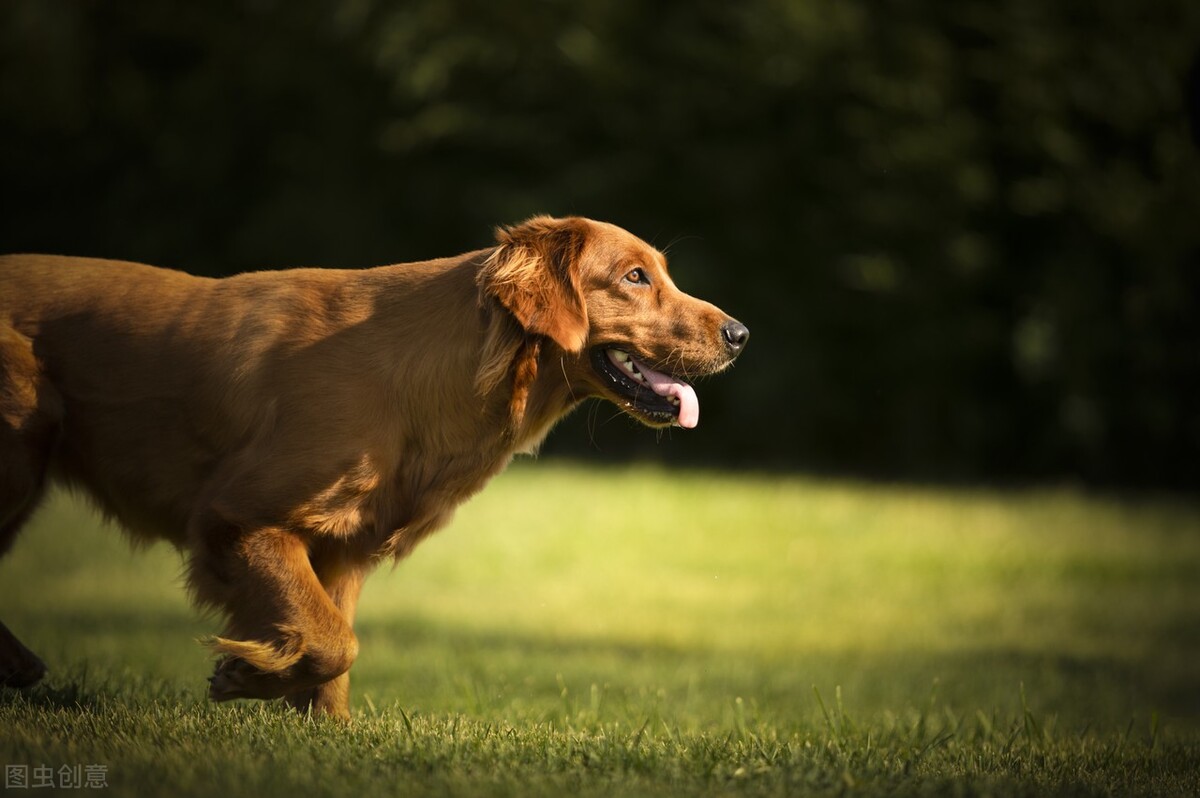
[{"xmin": 610, "ymin": 348, "xmax": 651, "ymax": 386}]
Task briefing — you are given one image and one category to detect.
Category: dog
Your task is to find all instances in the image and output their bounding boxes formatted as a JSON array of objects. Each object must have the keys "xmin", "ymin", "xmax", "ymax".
[{"xmin": 0, "ymin": 215, "xmax": 748, "ymax": 718}]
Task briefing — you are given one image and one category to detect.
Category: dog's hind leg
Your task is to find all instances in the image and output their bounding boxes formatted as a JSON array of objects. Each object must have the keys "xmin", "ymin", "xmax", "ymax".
[
  {"xmin": 194, "ymin": 525, "xmax": 360, "ymax": 713},
  {"xmin": 0, "ymin": 622, "xmax": 47, "ymax": 688},
  {"xmin": 0, "ymin": 324, "xmax": 61, "ymax": 688}
]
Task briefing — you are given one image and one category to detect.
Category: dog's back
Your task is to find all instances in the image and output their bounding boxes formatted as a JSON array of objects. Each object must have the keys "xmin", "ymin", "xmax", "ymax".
[{"xmin": 1, "ymin": 254, "xmax": 494, "ymax": 544}]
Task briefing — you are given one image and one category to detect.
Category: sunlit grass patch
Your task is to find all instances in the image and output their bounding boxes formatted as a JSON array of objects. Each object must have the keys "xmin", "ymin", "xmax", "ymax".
[{"xmin": 2, "ymin": 462, "xmax": 1197, "ymax": 797}]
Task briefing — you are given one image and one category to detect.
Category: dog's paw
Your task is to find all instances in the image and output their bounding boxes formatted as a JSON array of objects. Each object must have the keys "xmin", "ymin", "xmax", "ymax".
[
  {"xmin": 208, "ymin": 656, "xmax": 260, "ymax": 701},
  {"xmin": 208, "ymin": 655, "xmax": 299, "ymax": 702},
  {"xmin": 0, "ymin": 642, "xmax": 47, "ymax": 689}
]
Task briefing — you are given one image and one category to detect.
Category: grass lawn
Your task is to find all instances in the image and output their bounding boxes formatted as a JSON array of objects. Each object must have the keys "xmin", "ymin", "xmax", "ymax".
[{"xmin": 1, "ymin": 461, "xmax": 1197, "ymax": 796}]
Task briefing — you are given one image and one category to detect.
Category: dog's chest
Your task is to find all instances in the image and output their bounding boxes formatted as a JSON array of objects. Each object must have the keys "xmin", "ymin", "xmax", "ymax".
[{"xmin": 378, "ymin": 450, "xmax": 514, "ymax": 559}]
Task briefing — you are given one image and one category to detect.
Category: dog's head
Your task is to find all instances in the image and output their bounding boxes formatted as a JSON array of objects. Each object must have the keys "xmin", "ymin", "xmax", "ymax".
[{"xmin": 478, "ymin": 215, "xmax": 748, "ymax": 431}]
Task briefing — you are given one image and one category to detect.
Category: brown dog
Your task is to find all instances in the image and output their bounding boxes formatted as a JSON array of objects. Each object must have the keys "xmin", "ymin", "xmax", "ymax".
[{"xmin": 0, "ymin": 216, "xmax": 748, "ymax": 718}]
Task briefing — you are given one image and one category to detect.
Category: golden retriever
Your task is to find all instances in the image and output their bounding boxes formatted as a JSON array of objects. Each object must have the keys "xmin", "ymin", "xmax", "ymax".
[{"xmin": 0, "ymin": 215, "xmax": 748, "ymax": 718}]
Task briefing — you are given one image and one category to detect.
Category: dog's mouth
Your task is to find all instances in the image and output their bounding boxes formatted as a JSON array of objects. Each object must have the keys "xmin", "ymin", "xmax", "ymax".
[{"xmin": 589, "ymin": 347, "xmax": 699, "ymax": 428}]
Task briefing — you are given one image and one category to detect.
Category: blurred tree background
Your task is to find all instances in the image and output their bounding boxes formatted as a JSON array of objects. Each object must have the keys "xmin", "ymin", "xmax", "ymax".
[{"xmin": 2, "ymin": 0, "xmax": 1198, "ymax": 488}]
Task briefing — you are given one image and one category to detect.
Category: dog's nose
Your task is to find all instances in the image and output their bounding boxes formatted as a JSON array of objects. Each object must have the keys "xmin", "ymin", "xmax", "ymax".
[{"xmin": 721, "ymin": 320, "xmax": 750, "ymax": 355}]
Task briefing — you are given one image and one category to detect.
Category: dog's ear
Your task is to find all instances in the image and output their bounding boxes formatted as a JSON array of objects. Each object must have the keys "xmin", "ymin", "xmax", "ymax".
[{"xmin": 477, "ymin": 215, "xmax": 589, "ymax": 353}]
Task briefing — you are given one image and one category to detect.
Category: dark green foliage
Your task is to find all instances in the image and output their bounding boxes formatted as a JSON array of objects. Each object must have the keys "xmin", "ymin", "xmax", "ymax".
[{"xmin": 2, "ymin": 0, "xmax": 1198, "ymax": 486}]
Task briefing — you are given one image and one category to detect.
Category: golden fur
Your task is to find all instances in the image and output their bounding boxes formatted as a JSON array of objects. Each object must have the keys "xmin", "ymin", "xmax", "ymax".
[{"xmin": 0, "ymin": 216, "xmax": 747, "ymax": 718}]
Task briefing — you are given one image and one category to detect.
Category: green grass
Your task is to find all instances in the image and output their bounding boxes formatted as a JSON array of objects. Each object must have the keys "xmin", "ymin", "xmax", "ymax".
[{"xmin": 1, "ymin": 462, "xmax": 1197, "ymax": 797}]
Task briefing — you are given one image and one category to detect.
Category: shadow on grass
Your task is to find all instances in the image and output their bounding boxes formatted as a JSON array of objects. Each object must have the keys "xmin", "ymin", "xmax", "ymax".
[
  {"xmin": 0, "ymin": 670, "xmax": 203, "ymax": 715},
  {"xmin": 352, "ymin": 614, "xmax": 1200, "ymax": 731},
  {"xmin": 0, "ymin": 605, "xmax": 210, "ymax": 713},
  {"xmin": 3, "ymin": 607, "xmax": 1195, "ymax": 733}
]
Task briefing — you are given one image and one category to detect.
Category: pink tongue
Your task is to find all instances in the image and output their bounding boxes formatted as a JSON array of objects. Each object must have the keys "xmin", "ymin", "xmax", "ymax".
[{"xmin": 636, "ymin": 358, "xmax": 700, "ymax": 429}]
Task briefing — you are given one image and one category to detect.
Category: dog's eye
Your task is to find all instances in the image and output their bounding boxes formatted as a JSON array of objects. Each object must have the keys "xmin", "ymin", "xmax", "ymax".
[{"xmin": 623, "ymin": 268, "xmax": 649, "ymax": 285}]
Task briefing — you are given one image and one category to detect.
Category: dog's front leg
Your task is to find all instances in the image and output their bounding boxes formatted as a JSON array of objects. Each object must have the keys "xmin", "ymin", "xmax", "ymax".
[
  {"xmin": 283, "ymin": 565, "xmax": 364, "ymax": 720},
  {"xmin": 202, "ymin": 527, "xmax": 359, "ymax": 710}
]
